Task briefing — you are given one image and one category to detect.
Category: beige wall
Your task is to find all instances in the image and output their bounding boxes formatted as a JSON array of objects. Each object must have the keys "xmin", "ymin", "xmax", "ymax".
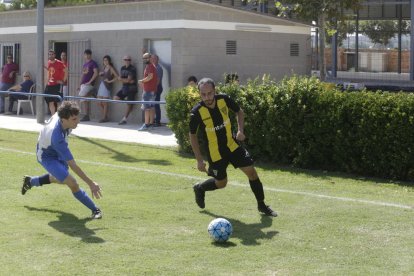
[{"xmin": 0, "ymin": 0, "xmax": 311, "ymax": 122}]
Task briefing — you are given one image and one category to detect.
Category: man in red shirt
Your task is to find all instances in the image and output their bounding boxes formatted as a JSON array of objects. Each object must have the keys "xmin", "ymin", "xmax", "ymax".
[
  {"xmin": 0, "ymin": 55, "xmax": 19, "ymax": 113},
  {"xmin": 45, "ymin": 49, "xmax": 67, "ymax": 115},
  {"xmin": 137, "ymin": 53, "xmax": 157, "ymax": 131}
]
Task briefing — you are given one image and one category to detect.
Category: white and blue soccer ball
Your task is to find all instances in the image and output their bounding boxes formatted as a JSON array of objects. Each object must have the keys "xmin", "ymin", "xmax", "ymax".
[{"xmin": 207, "ymin": 218, "xmax": 233, "ymax": 243}]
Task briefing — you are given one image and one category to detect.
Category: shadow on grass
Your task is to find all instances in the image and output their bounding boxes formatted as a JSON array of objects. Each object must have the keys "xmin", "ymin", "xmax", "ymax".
[
  {"xmin": 24, "ymin": 206, "xmax": 105, "ymax": 243},
  {"xmin": 201, "ymin": 210, "xmax": 278, "ymax": 246},
  {"xmin": 74, "ymin": 136, "xmax": 172, "ymax": 166}
]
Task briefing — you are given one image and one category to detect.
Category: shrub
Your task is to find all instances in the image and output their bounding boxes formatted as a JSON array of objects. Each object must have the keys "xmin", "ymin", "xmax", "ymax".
[{"xmin": 165, "ymin": 85, "xmax": 200, "ymax": 152}]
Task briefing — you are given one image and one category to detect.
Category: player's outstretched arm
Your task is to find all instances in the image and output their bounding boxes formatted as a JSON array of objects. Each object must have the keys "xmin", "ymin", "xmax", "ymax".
[{"xmin": 67, "ymin": 159, "xmax": 102, "ymax": 199}]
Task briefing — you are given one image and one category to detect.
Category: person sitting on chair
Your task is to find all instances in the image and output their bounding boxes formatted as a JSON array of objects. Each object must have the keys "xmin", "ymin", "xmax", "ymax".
[{"xmin": 5, "ymin": 71, "xmax": 34, "ymax": 115}]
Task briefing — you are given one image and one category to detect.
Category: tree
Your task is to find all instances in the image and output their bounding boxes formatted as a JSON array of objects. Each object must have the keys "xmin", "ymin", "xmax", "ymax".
[
  {"xmin": 273, "ymin": 0, "xmax": 363, "ymax": 80},
  {"xmin": 360, "ymin": 20, "xmax": 410, "ymax": 48}
]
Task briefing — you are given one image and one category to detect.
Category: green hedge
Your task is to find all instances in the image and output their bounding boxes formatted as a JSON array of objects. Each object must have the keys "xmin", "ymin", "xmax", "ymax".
[{"xmin": 166, "ymin": 76, "xmax": 414, "ymax": 181}]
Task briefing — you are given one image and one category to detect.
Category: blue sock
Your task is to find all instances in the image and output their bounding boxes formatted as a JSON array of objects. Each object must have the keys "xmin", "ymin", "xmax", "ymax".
[
  {"xmin": 30, "ymin": 174, "xmax": 51, "ymax": 187},
  {"xmin": 73, "ymin": 189, "xmax": 98, "ymax": 211},
  {"xmin": 30, "ymin": 176, "xmax": 40, "ymax": 187}
]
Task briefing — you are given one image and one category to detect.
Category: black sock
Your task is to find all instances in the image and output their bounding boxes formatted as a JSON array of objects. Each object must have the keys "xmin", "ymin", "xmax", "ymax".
[
  {"xmin": 199, "ymin": 178, "xmax": 217, "ymax": 191},
  {"xmin": 39, "ymin": 174, "xmax": 51, "ymax": 186},
  {"xmin": 249, "ymin": 178, "xmax": 265, "ymax": 204}
]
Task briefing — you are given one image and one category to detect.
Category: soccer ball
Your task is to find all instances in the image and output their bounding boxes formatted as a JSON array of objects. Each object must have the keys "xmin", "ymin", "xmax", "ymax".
[{"xmin": 207, "ymin": 218, "xmax": 233, "ymax": 242}]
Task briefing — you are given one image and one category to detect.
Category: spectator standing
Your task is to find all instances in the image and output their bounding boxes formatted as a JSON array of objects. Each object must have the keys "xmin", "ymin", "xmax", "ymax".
[
  {"xmin": 60, "ymin": 52, "xmax": 69, "ymax": 97},
  {"xmin": 0, "ymin": 55, "xmax": 19, "ymax": 113},
  {"xmin": 78, "ymin": 49, "xmax": 99, "ymax": 122},
  {"xmin": 114, "ymin": 55, "xmax": 137, "ymax": 125},
  {"xmin": 187, "ymin": 76, "xmax": 198, "ymax": 87},
  {"xmin": 45, "ymin": 49, "xmax": 67, "ymax": 115},
  {"xmin": 5, "ymin": 71, "xmax": 34, "ymax": 115},
  {"xmin": 97, "ymin": 55, "xmax": 118, "ymax": 123},
  {"xmin": 152, "ymin": 54, "xmax": 163, "ymax": 127},
  {"xmin": 137, "ymin": 53, "xmax": 158, "ymax": 131}
]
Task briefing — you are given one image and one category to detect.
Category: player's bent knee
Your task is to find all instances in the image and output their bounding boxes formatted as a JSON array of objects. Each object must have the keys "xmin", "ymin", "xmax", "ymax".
[
  {"xmin": 215, "ymin": 179, "xmax": 227, "ymax": 189},
  {"xmin": 241, "ymin": 166, "xmax": 258, "ymax": 179}
]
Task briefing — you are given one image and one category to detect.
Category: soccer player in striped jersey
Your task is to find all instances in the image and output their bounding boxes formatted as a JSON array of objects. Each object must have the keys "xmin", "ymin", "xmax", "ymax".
[
  {"xmin": 21, "ymin": 101, "xmax": 103, "ymax": 219},
  {"xmin": 189, "ymin": 78, "xmax": 277, "ymax": 217}
]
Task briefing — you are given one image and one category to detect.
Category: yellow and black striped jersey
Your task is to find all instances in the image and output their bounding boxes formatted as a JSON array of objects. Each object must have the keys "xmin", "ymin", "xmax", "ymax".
[{"xmin": 189, "ymin": 94, "xmax": 240, "ymax": 162}]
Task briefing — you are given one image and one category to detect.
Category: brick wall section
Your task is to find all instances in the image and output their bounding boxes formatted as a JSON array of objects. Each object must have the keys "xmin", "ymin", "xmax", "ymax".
[{"xmin": 322, "ymin": 49, "xmax": 410, "ymax": 73}]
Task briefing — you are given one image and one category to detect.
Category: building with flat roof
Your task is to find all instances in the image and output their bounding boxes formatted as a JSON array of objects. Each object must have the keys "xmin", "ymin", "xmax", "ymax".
[{"xmin": 0, "ymin": 0, "xmax": 311, "ymax": 123}]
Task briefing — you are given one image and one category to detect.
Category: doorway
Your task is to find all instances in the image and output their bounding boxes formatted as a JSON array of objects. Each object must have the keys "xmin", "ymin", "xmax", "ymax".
[
  {"xmin": 53, "ymin": 42, "xmax": 68, "ymax": 63},
  {"xmin": 50, "ymin": 40, "xmax": 90, "ymax": 96},
  {"xmin": 147, "ymin": 39, "xmax": 171, "ymax": 124}
]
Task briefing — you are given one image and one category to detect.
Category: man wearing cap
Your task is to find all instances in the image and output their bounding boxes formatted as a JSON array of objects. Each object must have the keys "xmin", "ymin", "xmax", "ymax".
[
  {"xmin": 114, "ymin": 55, "xmax": 137, "ymax": 125},
  {"xmin": 137, "ymin": 53, "xmax": 158, "ymax": 131}
]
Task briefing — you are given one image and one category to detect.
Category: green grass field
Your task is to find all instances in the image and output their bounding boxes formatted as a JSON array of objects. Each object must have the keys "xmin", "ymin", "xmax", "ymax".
[{"xmin": 0, "ymin": 128, "xmax": 413, "ymax": 275}]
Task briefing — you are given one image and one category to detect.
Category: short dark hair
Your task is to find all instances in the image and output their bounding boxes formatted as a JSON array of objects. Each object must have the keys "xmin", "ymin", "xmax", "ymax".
[
  {"xmin": 187, "ymin": 76, "xmax": 197, "ymax": 83},
  {"xmin": 197, "ymin": 77, "xmax": 215, "ymax": 90},
  {"xmin": 57, "ymin": 101, "xmax": 80, "ymax": 120},
  {"xmin": 84, "ymin": 49, "xmax": 92, "ymax": 55},
  {"xmin": 225, "ymin": 73, "xmax": 239, "ymax": 84}
]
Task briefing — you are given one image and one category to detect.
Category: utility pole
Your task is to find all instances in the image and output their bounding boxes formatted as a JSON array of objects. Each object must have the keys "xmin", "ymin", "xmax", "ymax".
[{"xmin": 36, "ymin": 0, "xmax": 45, "ymax": 123}]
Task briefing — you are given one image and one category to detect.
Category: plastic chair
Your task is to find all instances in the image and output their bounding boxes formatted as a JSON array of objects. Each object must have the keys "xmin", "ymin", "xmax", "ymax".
[{"xmin": 17, "ymin": 84, "xmax": 35, "ymax": 116}]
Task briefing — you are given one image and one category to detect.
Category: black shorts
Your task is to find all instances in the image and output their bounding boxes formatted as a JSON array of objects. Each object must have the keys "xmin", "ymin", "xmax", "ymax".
[
  {"xmin": 207, "ymin": 146, "xmax": 254, "ymax": 180},
  {"xmin": 44, "ymin": 84, "xmax": 63, "ymax": 103},
  {"xmin": 116, "ymin": 85, "xmax": 137, "ymax": 101}
]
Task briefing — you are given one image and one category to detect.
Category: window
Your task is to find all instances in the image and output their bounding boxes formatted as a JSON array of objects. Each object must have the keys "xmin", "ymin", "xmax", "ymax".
[
  {"xmin": 290, "ymin": 43, "xmax": 299, "ymax": 57},
  {"xmin": 226, "ymin": 40, "xmax": 237, "ymax": 55},
  {"xmin": 1, "ymin": 43, "xmax": 20, "ymax": 70}
]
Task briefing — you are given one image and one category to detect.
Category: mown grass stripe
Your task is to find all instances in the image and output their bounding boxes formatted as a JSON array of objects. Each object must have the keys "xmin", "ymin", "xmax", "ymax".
[{"xmin": 1, "ymin": 146, "xmax": 412, "ymax": 210}]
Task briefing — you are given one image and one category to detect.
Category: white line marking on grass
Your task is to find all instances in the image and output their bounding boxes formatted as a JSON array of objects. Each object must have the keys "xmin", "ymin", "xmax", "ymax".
[
  {"xmin": 230, "ymin": 183, "xmax": 414, "ymax": 210},
  {"xmin": 1, "ymin": 146, "xmax": 413, "ymax": 210}
]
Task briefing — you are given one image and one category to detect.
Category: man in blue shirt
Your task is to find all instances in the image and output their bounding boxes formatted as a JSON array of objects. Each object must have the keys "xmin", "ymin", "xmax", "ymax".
[
  {"xmin": 5, "ymin": 71, "xmax": 34, "ymax": 115},
  {"xmin": 21, "ymin": 101, "xmax": 103, "ymax": 219}
]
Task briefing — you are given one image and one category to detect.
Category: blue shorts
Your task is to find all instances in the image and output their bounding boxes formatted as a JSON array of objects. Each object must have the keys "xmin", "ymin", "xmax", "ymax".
[
  {"xmin": 142, "ymin": 91, "xmax": 156, "ymax": 110},
  {"xmin": 40, "ymin": 159, "xmax": 69, "ymax": 182}
]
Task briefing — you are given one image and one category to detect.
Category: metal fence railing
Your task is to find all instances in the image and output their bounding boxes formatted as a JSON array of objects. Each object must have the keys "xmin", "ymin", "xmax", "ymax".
[{"xmin": 0, "ymin": 90, "xmax": 166, "ymax": 110}]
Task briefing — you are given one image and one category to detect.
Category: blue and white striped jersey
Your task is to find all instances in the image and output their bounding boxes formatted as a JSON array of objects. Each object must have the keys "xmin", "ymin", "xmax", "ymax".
[{"xmin": 36, "ymin": 113, "xmax": 74, "ymax": 163}]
